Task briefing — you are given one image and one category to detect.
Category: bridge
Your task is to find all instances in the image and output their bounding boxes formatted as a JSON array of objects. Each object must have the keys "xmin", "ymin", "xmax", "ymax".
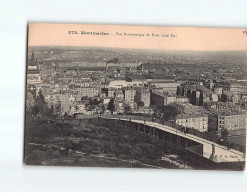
[{"xmin": 54, "ymin": 115, "xmax": 245, "ymax": 170}]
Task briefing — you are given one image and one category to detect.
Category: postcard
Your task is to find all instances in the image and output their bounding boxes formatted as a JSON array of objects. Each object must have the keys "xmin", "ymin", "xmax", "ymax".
[{"xmin": 24, "ymin": 23, "xmax": 246, "ymax": 170}]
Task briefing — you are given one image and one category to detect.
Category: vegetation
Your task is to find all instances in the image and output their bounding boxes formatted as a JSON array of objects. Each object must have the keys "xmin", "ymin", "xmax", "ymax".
[
  {"xmin": 107, "ymin": 98, "xmax": 115, "ymax": 114},
  {"xmin": 137, "ymin": 100, "xmax": 145, "ymax": 109},
  {"xmin": 159, "ymin": 105, "xmax": 181, "ymax": 121},
  {"xmin": 85, "ymin": 98, "xmax": 101, "ymax": 113},
  {"xmin": 123, "ymin": 103, "xmax": 132, "ymax": 114},
  {"xmin": 26, "ymin": 89, "xmax": 52, "ymax": 117},
  {"xmin": 24, "ymin": 118, "xmax": 184, "ymax": 168},
  {"xmin": 220, "ymin": 93, "xmax": 228, "ymax": 102}
]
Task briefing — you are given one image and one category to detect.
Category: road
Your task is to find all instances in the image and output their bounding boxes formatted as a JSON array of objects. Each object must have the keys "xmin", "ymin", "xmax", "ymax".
[{"xmin": 109, "ymin": 118, "xmax": 245, "ymax": 163}]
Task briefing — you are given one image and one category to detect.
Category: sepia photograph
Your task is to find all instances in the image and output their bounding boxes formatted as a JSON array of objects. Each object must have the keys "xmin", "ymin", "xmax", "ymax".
[{"xmin": 24, "ymin": 23, "xmax": 247, "ymax": 171}]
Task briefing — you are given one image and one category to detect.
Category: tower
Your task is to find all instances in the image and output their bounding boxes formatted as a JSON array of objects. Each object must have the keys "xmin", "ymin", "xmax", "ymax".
[
  {"xmin": 196, "ymin": 90, "xmax": 200, "ymax": 106},
  {"xmin": 27, "ymin": 50, "xmax": 41, "ymax": 96},
  {"xmin": 106, "ymin": 62, "xmax": 108, "ymax": 71},
  {"xmin": 27, "ymin": 51, "xmax": 39, "ymax": 74}
]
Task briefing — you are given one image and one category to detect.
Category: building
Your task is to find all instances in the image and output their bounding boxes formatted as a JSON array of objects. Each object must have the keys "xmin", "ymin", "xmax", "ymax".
[
  {"xmin": 108, "ymin": 88, "xmax": 116, "ymax": 98},
  {"xmin": 27, "ymin": 51, "xmax": 39, "ymax": 74},
  {"xmin": 210, "ymin": 93, "xmax": 219, "ymax": 102},
  {"xmin": 135, "ymin": 89, "xmax": 150, "ymax": 107},
  {"xmin": 170, "ymin": 101, "xmax": 206, "ymax": 114},
  {"xmin": 229, "ymin": 81, "xmax": 247, "ymax": 94},
  {"xmin": 204, "ymin": 79, "xmax": 214, "ymax": 89},
  {"xmin": 176, "ymin": 96, "xmax": 189, "ymax": 103},
  {"xmin": 108, "ymin": 88, "xmax": 124, "ymax": 99},
  {"xmin": 115, "ymin": 89, "xmax": 124, "ymax": 99},
  {"xmin": 204, "ymin": 101, "xmax": 243, "ymax": 113},
  {"xmin": 216, "ymin": 81, "xmax": 247, "ymax": 95},
  {"xmin": 148, "ymin": 81, "xmax": 180, "ymax": 95},
  {"xmin": 208, "ymin": 111, "xmax": 246, "ymax": 131},
  {"xmin": 80, "ymin": 87, "xmax": 99, "ymax": 98},
  {"xmin": 151, "ymin": 92, "xmax": 176, "ymax": 107},
  {"xmin": 214, "ymin": 87, "xmax": 223, "ymax": 95},
  {"xmin": 175, "ymin": 113, "xmax": 208, "ymax": 132},
  {"xmin": 124, "ymin": 88, "xmax": 136, "ymax": 107},
  {"xmin": 108, "ymin": 80, "xmax": 146, "ymax": 89}
]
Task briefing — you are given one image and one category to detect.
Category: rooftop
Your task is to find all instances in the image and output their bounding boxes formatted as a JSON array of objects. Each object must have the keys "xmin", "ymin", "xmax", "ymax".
[{"xmin": 176, "ymin": 113, "xmax": 208, "ymax": 119}]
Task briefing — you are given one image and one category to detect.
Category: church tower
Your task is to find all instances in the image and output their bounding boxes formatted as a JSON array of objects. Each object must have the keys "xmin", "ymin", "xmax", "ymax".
[
  {"xmin": 27, "ymin": 51, "xmax": 39, "ymax": 74},
  {"xmin": 27, "ymin": 50, "xmax": 41, "ymax": 96}
]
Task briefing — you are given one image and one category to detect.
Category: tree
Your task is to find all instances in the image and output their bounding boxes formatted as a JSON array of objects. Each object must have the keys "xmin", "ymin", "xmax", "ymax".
[
  {"xmin": 26, "ymin": 92, "xmax": 36, "ymax": 111},
  {"xmin": 85, "ymin": 98, "xmax": 101, "ymax": 113},
  {"xmin": 64, "ymin": 112, "xmax": 68, "ymax": 118},
  {"xmin": 35, "ymin": 89, "xmax": 52, "ymax": 116},
  {"xmin": 221, "ymin": 93, "xmax": 227, "ymax": 102},
  {"xmin": 51, "ymin": 105, "xmax": 54, "ymax": 111},
  {"xmin": 161, "ymin": 105, "xmax": 181, "ymax": 121},
  {"xmin": 220, "ymin": 129, "xmax": 229, "ymax": 146},
  {"xmin": 221, "ymin": 129, "xmax": 229, "ymax": 139},
  {"xmin": 107, "ymin": 98, "xmax": 115, "ymax": 114},
  {"xmin": 32, "ymin": 106, "xmax": 39, "ymax": 116},
  {"xmin": 123, "ymin": 103, "xmax": 132, "ymax": 114},
  {"xmin": 101, "ymin": 104, "xmax": 105, "ymax": 114},
  {"xmin": 137, "ymin": 101, "xmax": 144, "ymax": 109},
  {"xmin": 187, "ymin": 90, "xmax": 191, "ymax": 98},
  {"xmin": 86, "ymin": 104, "xmax": 96, "ymax": 113}
]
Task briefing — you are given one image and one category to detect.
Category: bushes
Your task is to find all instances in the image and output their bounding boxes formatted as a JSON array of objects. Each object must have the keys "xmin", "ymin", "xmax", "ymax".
[{"xmin": 25, "ymin": 117, "xmax": 178, "ymax": 167}]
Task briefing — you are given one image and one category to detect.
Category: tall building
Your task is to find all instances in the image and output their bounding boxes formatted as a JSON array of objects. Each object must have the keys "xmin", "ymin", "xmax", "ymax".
[
  {"xmin": 124, "ymin": 88, "xmax": 136, "ymax": 107},
  {"xmin": 151, "ymin": 92, "xmax": 176, "ymax": 107}
]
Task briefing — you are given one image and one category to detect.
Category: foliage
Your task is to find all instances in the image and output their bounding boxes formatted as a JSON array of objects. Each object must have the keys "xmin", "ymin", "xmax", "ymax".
[
  {"xmin": 101, "ymin": 104, "xmax": 106, "ymax": 114},
  {"xmin": 137, "ymin": 100, "xmax": 144, "ymax": 109},
  {"xmin": 26, "ymin": 92, "xmax": 36, "ymax": 111},
  {"xmin": 36, "ymin": 89, "xmax": 52, "ymax": 116},
  {"xmin": 107, "ymin": 98, "xmax": 115, "ymax": 114},
  {"xmin": 85, "ymin": 98, "xmax": 101, "ymax": 113},
  {"xmin": 221, "ymin": 93, "xmax": 227, "ymax": 102},
  {"xmin": 123, "ymin": 103, "xmax": 132, "ymax": 114},
  {"xmin": 25, "ymin": 117, "xmax": 176, "ymax": 168},
  {"xmin": 221, "ymin": 129, "xmax": 229, "ymax": 139},
  {"xmin": 160, "ymin": 105, "xmax": 181, "ymax": 121}
]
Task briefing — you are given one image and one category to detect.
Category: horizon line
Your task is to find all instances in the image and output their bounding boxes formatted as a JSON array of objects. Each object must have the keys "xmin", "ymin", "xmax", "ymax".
[{"xmin": 28, "ymin": 45, "xmax": 247, "ymax": 53}]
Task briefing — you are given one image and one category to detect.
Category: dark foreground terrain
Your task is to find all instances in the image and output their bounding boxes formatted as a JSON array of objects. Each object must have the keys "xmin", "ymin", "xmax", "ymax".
[{"xmin": 24, "ymin": 117, "xmax": 193, "ymax": 169}]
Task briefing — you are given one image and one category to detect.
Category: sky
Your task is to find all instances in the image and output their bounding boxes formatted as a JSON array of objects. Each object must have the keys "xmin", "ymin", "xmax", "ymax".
[{"xmin": 28, "ymin": 23, "xmax": 247, "ymax": 51}]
